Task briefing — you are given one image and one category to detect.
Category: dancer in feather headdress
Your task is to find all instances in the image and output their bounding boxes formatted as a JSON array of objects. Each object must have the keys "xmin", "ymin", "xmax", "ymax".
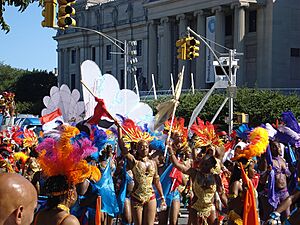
[
  {"xmin": 33, "ymin": 124, "xmax": 100, "ymax": 225},
  {"xmin": 116, "ymin": 118, "xmax": 165, "ymax": 225}
]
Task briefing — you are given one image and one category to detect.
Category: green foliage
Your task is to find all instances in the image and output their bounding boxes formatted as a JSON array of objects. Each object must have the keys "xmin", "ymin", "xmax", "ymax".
[
  {"xmin": 0, "ymin": 0, "xmax": 38, "ymax": 32},
  {"xmin": 0, "ymin": 63, "xmax": 57, "ymax": 115},
  {"xmin": 0, "ymin": 62, "xmax": 25, "ymax": 91},
  {"xmin": 145, "ymin": 88, "xmax": 300, "ymax": 127}
]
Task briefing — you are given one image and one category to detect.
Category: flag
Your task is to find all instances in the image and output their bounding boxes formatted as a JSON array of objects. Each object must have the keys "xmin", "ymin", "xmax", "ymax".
[
  {"xmin": 240, "ymin": 163, "xmax": 259, "ymax": 225},
  {"xmin": 169, "ymin": 167, "xmax": 183, "ymax": 192},
  {"xmin": 40, "ymin": 108, "xmax": 62, "ymax": 124},
  {"xmin": 154, "ymin": 68, "xmax": 184, "ymax": 130},
  {"xmin": 158, "ymin": 164, "xmax": 173, "ymax": 203},
  {"xmin": 95, "ymin": 196, "xmax": 101, "ymax": 225},
  {"xmin": 88, "ymin": 97, "xmax": 113, "ymax": 125},
  {"xmin": 95, "ymin": 158, "xmax": 119, "ymax": 217},
  {"xmin": 266, "ymin": 145, "xmax": 278, "ymax": 209},
  {"xmin": 39, "ymin": 108, "xmax": 64, "ymax": 131}
]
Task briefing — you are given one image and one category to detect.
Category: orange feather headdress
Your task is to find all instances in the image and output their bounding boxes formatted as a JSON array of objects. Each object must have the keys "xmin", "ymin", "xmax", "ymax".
[
  {"xmin": 164, "ymin": 117, "xmax": 188, "ymax": 142},
  {"xmin": 121, "ymin": 118, "xmax": 154, "ymax": 143},
  {"xmin": 231, "ymin": 127, "xmax": 269, "ymax": 161},
  {"xmin": 190, "ymin": 117, "xmax": 223, "ymax": 148},
  {"xmin": 37, "ymin": 125, "xmax": 101, "ymax": 185}
]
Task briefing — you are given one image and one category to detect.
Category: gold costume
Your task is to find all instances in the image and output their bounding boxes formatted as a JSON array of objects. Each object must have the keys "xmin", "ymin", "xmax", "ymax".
[
  {"xmin": 191, "ymin": 173, "xmax": 216, "ymax": 218},
  {"xmin": 131, "ymin": 161, "xmax": 157, "ymax": 205},
  {"xmin": 227, "ymin": 210, "xmax": 243, "ymax": 225}
]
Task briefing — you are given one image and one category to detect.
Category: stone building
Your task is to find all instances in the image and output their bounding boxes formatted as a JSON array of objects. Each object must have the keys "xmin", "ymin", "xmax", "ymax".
[{"xmin": 55, "ymin": 0, "xmax": 300, "ymax": 93}]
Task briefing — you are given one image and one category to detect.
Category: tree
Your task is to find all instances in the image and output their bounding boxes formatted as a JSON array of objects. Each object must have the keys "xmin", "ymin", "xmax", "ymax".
[
  {"xmin": 0, "ymin": 0, "xmax": 38, "ymax": 33},
  {"xmin": 12, "ymin": 70, "xmax": 57, "ymax": 115},
  {"xmin": 145, "ymin": 88, "xmax": 300, "ymax": 128},
  {"xmin": 0, "ymin": 62, "xmax": 25, "ymax": 91}
]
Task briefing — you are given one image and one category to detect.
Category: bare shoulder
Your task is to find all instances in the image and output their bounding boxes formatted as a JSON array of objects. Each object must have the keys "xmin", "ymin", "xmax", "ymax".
[{"xmin": 61, "ymin": 215, "xmax": 80, "ymax": 225}]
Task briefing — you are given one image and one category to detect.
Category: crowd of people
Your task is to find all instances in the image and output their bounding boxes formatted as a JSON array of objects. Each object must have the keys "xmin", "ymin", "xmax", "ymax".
[{"xmin": 1, "ymin": 107, "xmax": 300, "ymax": 225}]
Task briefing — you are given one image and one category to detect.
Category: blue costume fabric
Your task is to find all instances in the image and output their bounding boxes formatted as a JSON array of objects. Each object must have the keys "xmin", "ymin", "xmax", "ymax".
[
  {"xmin": 158, "ymin": 163, "xmax": 181, "ymax": 207},
  {"xmin": 96, "ymin": 158, "xmax": 120, "ymax": 217}
]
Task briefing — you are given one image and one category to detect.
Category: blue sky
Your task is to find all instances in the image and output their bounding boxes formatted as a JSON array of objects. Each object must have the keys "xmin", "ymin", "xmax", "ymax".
[{"xmin": 0, "ymin": 3, "xmax": 57, "ymax": 72}]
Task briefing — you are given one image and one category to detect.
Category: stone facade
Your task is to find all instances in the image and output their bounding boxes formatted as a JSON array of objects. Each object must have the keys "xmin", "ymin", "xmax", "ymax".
[{"xmin": 54, "ymin": 0, "xmax": 300, "ymax": 92}]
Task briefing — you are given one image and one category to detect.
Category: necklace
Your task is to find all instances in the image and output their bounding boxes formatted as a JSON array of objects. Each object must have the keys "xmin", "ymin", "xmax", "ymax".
[{"xmin": 57, "ymin": 204, "xmax": 70, "ymax": 214}]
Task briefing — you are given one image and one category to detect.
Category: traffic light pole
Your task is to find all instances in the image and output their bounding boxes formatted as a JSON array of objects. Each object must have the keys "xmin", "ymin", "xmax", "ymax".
[
  {"xmin": 70, "ymin": 26, "xmax": 130, "ymax": 89},
  {"xmin": 187, "ymin": 27, "xmax": 242, "ymax": 134}
]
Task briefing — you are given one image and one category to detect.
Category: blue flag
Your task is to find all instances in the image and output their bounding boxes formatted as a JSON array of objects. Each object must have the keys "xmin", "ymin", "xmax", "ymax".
[{"xmin": 95, "ymin": 159, "xmax": 119, "ymax": 217}]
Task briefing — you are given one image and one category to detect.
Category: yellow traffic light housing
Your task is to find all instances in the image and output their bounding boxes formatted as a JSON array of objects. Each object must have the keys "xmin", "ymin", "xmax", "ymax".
[
  {"xmin": 57, "ymin": 0, "xmax": 76, "ymax": 29},
  {"xmin": 186, "ymin": 36, "xmax": 200, "ymax": 60},
  {"xmin": 233, "ymin": 113, "xmax": 249, "ymax": 124},
  {"xmin": 176, "ymin": 38, "xmax": 187, "ymax": 60},
  {"xmin": 41, "ymin": 0, "xmax": 57, "ymax": 28}
]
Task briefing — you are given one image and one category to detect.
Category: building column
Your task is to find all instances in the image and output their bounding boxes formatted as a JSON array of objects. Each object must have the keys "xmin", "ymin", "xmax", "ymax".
[
  {"xmin": 160, "ymin": 17, "xmax": 172, "ymax": 90},
  {"xmin": 63, "ymin": 49, "xmax": 69, "ymax": 86},
  {"xmin": 148, "ymin": 20, "xmax": 158, "ymax": 90},
  {"xmin": 57, "ymin": 49, "xmax": 63, "ymax": 87},
  {"xmin": 177, "ymin": 13, "xmax": 190, "ymax": 88},
  {"xmin": 263, "ymin": 0, "xmax": 273, "ymax": 87},
  {"xmin": 212, "ymin": 6, "xmax": 225, "ymax": 53},
  {"xmin": 194, "ymin": 10, "xmax": 206, "ymax": 89},
  {"xmin": 232, "ymin": 2, "xmax": 248, "ymax": 86},
  {"xmin": 76, "ymin": 47, "xmax": 81, "ymax": 92}
]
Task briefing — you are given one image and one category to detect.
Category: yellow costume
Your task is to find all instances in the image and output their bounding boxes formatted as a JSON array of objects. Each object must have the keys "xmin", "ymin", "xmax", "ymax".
[
  {"xmin": 191, "ymin": 173, "xmax": 217, "ymax": 218},
  {"xmin": 131, "ymin": 160, "xmax": 157, "ymax": 206}
]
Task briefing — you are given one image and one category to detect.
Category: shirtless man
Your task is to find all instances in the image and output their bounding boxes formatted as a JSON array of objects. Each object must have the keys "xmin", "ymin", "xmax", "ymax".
[
  {"xmin": 0, "ymin": 173, "xmax": 37, "ymax": 225},
  {"xmin": 270, "ymin": 141, "xmax": 291, "ymax": 218}
]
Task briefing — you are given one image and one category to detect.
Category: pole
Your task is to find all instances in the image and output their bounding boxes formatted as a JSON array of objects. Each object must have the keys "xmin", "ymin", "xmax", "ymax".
[
  {"xmin": 228, "ymin": 49, "xmax": 234, "ymax": 134},
  {"xmin": 170, "ymin": 73, "xmax": 175, "ymax": 96},
  {"xmin": 124, "ymin": 40, "xmax": 128, "ymax": 89},
  {"xmin": 210, "ymin": 97, "xmax": 229, "ymax": 124},
  {"xmin": 152, "ymin": 74, "xmax": 157, "ymax": 100},
  {"xmin": 191, "ymin": 73, "xmax": 195, "ymax": 94},
  {"xmin": 187, "ymin": 27, "xmax": 232, "ymax": 85},
  {"xmin": 134, "ymin": 74, "xmax": 140, "ymax": 99}
]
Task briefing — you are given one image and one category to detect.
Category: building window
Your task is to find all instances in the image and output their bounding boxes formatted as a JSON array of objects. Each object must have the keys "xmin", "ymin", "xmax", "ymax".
[
  {"xmin": 71, "ymin": 49, "xmax": 76, "ymax": 64},
  {"xmin": 136, "ymin": 68, "xmax": 142, "ymax": 77},
  {"xmin": 137, "ymin": 40, "xmax": 142, "ymax": 56},
  {"xmin": 92, "ymin": 47, "xmax": 96, "ymax": 61},
  {"xmin": 225, "ymin": 15, "xmax": 233, "ymax": 36},
  {"xmin": 106, "ymin": 45, "xmax": 112, "ymax": 60},
  {"xmin": 291, "ymin": 48, "xmax": 300, "ymax": 57},
  {"xmin": 248, "ymin": 10, "xmax": 257, "ymax": 33},
  {"xmin": 291, "ymin": 48, "xmax": 300, "ymax": 80},
  {"xmin": 121, "ymin": 43, "xmax": 124, "ymax": 59},
  {"xmin": 70, "ymin": 74, "xmax": 76, "ymax": 90}
]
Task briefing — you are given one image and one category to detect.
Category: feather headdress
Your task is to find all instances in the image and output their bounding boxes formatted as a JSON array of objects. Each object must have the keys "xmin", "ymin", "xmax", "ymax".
[
  {"xmin": 37, "ymin": 124, "xmax": 100, "ymax": 185},
  {"xmin": 164, "ymin": 117, "xmax": 188, "ymax": 142},
  {"xmin": 232, "ymin": 127, "xmax": 269, "ymax": 161},
  {"xmin": 190, "ymin": 117, "xmax": 223, "ymax": 148},
  {"xmin": 23, "ymin": 128, "xmax": 38, "ymax": 149},
  {"xmin": 121, "ymin": 118, "xmax": 154, "ymax": 143}
]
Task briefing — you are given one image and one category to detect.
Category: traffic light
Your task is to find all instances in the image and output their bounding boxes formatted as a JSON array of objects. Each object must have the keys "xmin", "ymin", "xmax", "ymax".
[
  {"xmin": 41, "ymin": 0, "xmax": 57, "ymax": 28},
  {"xmin": 57, "ymin": 0, "xmax": 76, "ymax": 29},
  {"xmin": 127, "ymin": 41, "xmax": 138, "ymax": 74},
  {"xmin": 176, "ymin": 38, "xmax": 186, "ymax": 60},
  {"xmin": 233, "ymin": 113, "xmax": 249, "ymax": 124},
  {"xmin": 186, "ymin": 36, "xmax": 200, "ymax": 60}
]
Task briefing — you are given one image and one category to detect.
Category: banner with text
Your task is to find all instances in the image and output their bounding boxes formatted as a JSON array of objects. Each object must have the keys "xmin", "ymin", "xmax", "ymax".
[{"xmin": 205, "ymin": 16, "xmax": 216, "ymax": 83}]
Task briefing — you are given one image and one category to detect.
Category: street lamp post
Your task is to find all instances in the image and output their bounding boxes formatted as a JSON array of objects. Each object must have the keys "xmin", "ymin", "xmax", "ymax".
[{"xmin": 70, "ymin": 26, "xmax": 136, "ymax": 90}]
